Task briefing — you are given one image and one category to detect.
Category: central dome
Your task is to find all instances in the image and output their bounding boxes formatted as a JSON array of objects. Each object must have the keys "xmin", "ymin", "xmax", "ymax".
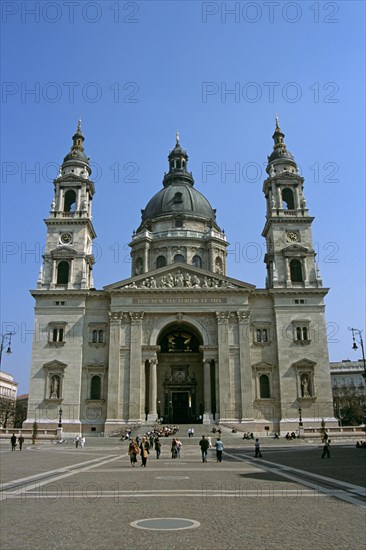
[
  {"xmin": 141, "ymin": 182, "xmax": 216, "ymax": 222},
  {"xmin": 140, "ymin": 134, "xmax": 217, "ymax": 225}
]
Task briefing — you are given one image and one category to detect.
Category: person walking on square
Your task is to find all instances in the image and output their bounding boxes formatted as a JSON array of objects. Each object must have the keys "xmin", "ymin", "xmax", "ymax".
[
  {"xmin": 176, "ymin": 438, "xmax": 182, "ymax": 458},
  {"xmin": 215, "ymin": 437, "xmax": 224, "ymax": 463},
  {"xmin": 321, "ymin": 439, "xmax": 331, "ymax": 459},
  {"xmin": 140, "ymin": 436, "xmax": 150, "ymax": 467},
  {"xmin": 74, "ymin": 435, "xmax": 79, "ymax": 448},
  {"xmin": 199, "ymin": 435, "xmax": 209, "ymax": 463},
  {"xmin": 128, "ymin": 438, "xmax": 139, "ymax": 466},
  {"xmin": 171, "ymin": 438, "xmax": 178, "ymax": 459},
  {"xmin": 10, "ymin": 433, "xmax": 17, "ymax": 451},
  {"xmin": 254, "ymin": 438, "xmax": 262, "ymax": 458},
  {"xmin": 18, "ymin": 434, "xmax": 24, "ymax": 451},
  {"xmin": 154, "ymin": 437, "xmax": 161, "ymax": 459}
]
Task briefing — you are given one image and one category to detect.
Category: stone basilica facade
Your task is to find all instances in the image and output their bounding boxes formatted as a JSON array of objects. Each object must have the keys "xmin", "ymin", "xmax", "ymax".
[{"xmin": 25, "ymin": 120, "xmax": 337, "ymax": 434}]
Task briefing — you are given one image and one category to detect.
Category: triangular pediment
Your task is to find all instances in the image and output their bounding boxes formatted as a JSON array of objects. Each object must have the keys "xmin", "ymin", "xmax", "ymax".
[
  {"xmin": 292, "ymin": 358, "xmax": 316, "ymax": 368},
  {"xmin": 43, "ymin": 360, "xmax": 67, "ymax": 369},
  {"xmin": 282, "ymin": 243, "xmax": 309, "ymax": 253},
  {"xmin": 104, "ymin": 264, "xmax": 255, "ymax": 291}
]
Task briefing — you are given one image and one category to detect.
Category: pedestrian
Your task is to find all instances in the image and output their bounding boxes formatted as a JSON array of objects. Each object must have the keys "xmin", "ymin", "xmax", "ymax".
[
  {"xmin": 215, "ymin": 437, "xmax": 224, "ymax": 462},
  {"xmin": 136, "ymin": 433, "xmax": 142, "ymax": 446},
  {"xmin": 254, "ymin": 438, "xmax": 262, "ymax": 458},
  {"xmin": 10, "ymin": 433, "xmax": 17, "ymax": 451},
  {"xmin": 74, "ymin": 435, "xmax": 79, "ymax": 448},
  {"xmin": 140, "ymin": 436, "xmax": 150, "ymax": 467},
  {"xmin": 321, "ymin": 439, "xmax": 331, "ymax": 459},
  {"xmin": 80, "ymin": 436, "xmax": 85, "ymax": 448},
  {"xmin": 199, "ymin": 435, "xmax": 209, "ymax": 463},
  {"xmin": 154, "ymin": 437, "xmax": 161, "ymax": 459},
  {"xmin": 128, "ymin": 438, "xmax": 139, "ymax": 466},
  {"xmin": 207, "ymin": 435, "xmax": 212, "ymax": 448},
  {"xmin": 176, "ymin": 438, "xmax": 182, "ymax": 458},
  {"xmin": 188, "ymin": 427, "xmax": 192, "ymax": 438},
  {"xmin": 18, "ymin": 434, "xmax": 25, "ymax": 451},
  {"xmin": 171, "ymin": 438, "xmax": 178, "ymax": 459}
]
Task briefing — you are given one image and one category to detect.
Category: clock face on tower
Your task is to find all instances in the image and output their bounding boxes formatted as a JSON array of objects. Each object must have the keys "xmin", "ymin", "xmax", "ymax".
[
  {"xmin": 60, "ymin": 232, "xmax": 73, "ymax": 245},
  {"xmin": 286, "ymin": 231, "xmax": 299, "ymax": 243}
]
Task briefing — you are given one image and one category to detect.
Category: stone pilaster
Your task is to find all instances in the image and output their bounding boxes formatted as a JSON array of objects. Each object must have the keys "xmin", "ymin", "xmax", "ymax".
[
  {"xmin": 129, "ymin": 312, "xmax": 144, "ymax": 421},
  {"xmin": 105, "ymin": 312, "xmax": 121, "ymax": 423},
  {"xmin": 237, "ymin": 310, "xmax": 253, "ymax": 420},
  {"xmin": 203, "ymin": 358, "xmax": 213, "ymax": 423},
  {"xmin": 216, "ymin": 311, "xmax": 230, "ymax": 421},
  {"xmin": 147, "ymin": 358, "xmax": 157, "ymax": 422}
]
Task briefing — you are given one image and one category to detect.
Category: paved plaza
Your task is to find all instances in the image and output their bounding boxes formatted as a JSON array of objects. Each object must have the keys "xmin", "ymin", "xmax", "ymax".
[{"xmin": 1, "ymin": 431, "xmax": 365, "ymax": 550}]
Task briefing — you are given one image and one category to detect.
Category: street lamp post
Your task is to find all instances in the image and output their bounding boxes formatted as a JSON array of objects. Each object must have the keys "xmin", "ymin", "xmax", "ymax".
[
  {"xmin": 349, "ymin": 327, "xmax": 366, "ymax": 380},
  {"xmin": 57, "ymin": 407, "xmax": 63, "ymax": 441},
  {"xmin": 298, "ymin": 407, "xmax": 303, "ymax": 438},
  {"xmin": 58, "ymin": 407, "xmax": 63, "ymax": 428},
  {"xmin": 0, "ymin": 332, "xmax": 14, "ymax": 366}
]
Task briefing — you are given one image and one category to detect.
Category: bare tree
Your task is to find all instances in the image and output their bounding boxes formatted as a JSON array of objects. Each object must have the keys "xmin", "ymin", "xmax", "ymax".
[
  {"xmin": 0, "ymin": 397, "xmax": 16, "ymax": 428},
  {"xmin": 333, "ymin": 386, "xmax": 366, "ymax": 426}
]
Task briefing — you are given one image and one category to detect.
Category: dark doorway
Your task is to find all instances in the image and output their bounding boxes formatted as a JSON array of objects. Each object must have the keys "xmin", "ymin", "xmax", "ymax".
[{"xmin": 172, "ymin": 392, "xmax": 189, "ymax": 423}]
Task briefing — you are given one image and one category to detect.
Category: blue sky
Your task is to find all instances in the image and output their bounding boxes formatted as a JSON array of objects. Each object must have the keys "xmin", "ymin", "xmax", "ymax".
[{"xmin": 1, "ymin": 1, "xmax": 365, "ymax": 393}]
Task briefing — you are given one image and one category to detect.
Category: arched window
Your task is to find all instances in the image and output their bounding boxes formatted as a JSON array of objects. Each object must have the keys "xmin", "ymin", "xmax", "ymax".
[
  {"xmin": 192, "ymin": 255, "xmax": 202, "ymax": 268},
  {"xmin": 64, "ymin": 190, "xmax": 77, "ymax": 212},
  {"xmin": 290, "ymin": 259, "xmax": 303, "ymax": 282},
  {"xmin": 259, "ymin": 374, "xmax": 270, "ymax": 398},
  {"xmin": 174, "ymin": 254, "xmax": 185, "ymax": 263},
  {"xmin": 57, "ymin": 261, "xmax": 70, "ymax": 284},
  {"xmin": 156, "ymin": 255, "xmax": 167, "ymax": 269},
  {"xmin": 256, "ymin": 329, "xmax": 262, "ymax": 343},
  {"xmin": 262, "ymin": 329, "xmax": 268, "ymax": 342},
  {"xmin": 215, "ymin": 257, "xmax": 223, "ymax": 274},
  {"xmin": 90, "ymin": 375, "xmax": 101, "ymax": 400},
  {"xmin": 282, "ymin": 188, "xmax": 295, "ymax": 210},
  {"xmin": 92, "ymin": 330, "xmax": 98, "ymax": 343}
]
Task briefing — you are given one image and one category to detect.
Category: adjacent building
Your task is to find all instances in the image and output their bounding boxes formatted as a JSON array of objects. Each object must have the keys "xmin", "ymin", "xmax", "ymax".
[{"xmin": 25, "ymin": 119, "xmax": 337, "ymax": 434}]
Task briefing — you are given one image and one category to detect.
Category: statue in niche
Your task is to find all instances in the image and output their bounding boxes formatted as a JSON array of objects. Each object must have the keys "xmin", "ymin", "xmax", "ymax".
[
  {"xmin": 301, "ymin": 374, "xmax": 311, "ymax": 397},
  {"xmin": 50, "ymin": 375, "xmax": 60, "ymax": 399}
]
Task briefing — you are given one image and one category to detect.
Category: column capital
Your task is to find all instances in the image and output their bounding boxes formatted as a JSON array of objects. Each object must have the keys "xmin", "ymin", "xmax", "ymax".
[
  {"xmin": 216, "ymin": 311, "xmax": 230, "ymax": 324},
  {"xmin": 237, "ymin": 310, "xmax": 250, "ymax": 323},
  {"xmin": 129, "ymin": 311, "xmax": 144, "ymax": 324},
  {"xmin": 109, "ymin": 312, "xmax": 122, "ymax": 326}
]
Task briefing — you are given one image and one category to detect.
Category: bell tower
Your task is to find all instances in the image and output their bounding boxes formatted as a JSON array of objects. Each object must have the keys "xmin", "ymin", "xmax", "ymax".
[
  {"xmin": 38, "ymin": 120, "xmax": 96, "ymax": 290},
  {"xmin": 262, "ymin": 117, "xmax": 322, "ymax": 289}
]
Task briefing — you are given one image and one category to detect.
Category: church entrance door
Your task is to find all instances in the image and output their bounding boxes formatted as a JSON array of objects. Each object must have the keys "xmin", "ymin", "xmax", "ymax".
[{"xmin": 172, "ymin": 392, "xmax": 189, "ymax": 424}]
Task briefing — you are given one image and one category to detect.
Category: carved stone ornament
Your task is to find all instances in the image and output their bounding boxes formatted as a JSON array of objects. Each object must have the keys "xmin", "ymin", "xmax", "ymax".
[
  {"xmin": 109, "ymin": 312, "xmax": 122, "ymax": 325},
  {"xmin": 237, "ymin": 310, "xmax": 250, "ymax": 323},
  {"xmin": 123, "ymin": 269, "xmax": 237, "ymax": 290},
  {"xmin": 215, "ymin": 311, "xmax": 230, "ymax": 324},
  {"xmin": 129, "ymin": 311, "xmax": 144, "ymax": 323}
]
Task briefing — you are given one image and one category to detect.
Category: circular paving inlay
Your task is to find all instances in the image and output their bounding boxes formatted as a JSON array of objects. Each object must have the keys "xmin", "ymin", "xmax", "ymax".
[
  {"xmin": 156, "ymin": 476, "xmax": 189, "ymax": 480},
  {"xmin": 130, "ymin": 518, "xmax": 200, "ymax": 531}
]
